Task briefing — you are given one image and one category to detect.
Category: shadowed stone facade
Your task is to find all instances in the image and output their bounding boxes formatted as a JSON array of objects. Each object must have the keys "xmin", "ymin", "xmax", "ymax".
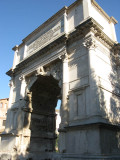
[
  {"xmin": 0, "ymin": 0, "xmax": 120, "ymax": 160},
  {"xmin": 0, "ymin": 98, "xmax": 9, "ymax": 133}
]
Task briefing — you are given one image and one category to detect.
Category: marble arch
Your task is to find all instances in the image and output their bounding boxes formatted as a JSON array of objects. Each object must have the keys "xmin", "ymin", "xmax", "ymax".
[{"xmin": 0, "ymin": 0, "xmax": 120, "ymax": 160}]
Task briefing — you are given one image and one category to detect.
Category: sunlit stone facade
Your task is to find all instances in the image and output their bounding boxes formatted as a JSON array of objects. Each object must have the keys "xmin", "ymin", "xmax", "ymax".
[{"xmin": 0, "ymin": 0, "xmax": 120, "ymax": 160}]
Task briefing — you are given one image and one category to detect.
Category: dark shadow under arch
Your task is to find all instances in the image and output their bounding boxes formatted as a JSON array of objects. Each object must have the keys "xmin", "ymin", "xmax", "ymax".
[{"xmin": 28, "ymin": 75, "xmax": 61, "ymax": 155}]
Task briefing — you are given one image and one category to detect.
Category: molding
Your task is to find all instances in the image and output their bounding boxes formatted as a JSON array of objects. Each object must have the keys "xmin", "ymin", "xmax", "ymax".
[
  {"xmin": 62, "ymin": 154, "xmax": 120, "ymax": 159},
  {"xmin": 7, "ymin": 17, "xmax": 118, "ymax": 77},
  {"xmin": 6, "ymin": 69, "xmax": 14, "ymax": 77},
  {"xmin": 67, "ymin": 0, "xmax": 82, "ymax": 11},
  {"xmin": 12, "ymin": 45, "xmax": 18, "ymax": 51},
  {"xmin": 68, "ymin": 17, "xmax": 116, "ymax": 49},
  {"xmin": 11, "ymin": 0, "xmax": 118, "ymax": 51},
  {"xmin": 0, "ymin": 132, "xmax": 19, "ymax": 137},
  {"xmin": 91, "ymin": 0, "xmax": 118, "ymax": 24},
  {"xmin": 66, "ymin": 121, "xmax": 120, "ymax": 131},
  {"xmin": 6, "ymin": 34, "xmax": 67, "ymax": 77}
]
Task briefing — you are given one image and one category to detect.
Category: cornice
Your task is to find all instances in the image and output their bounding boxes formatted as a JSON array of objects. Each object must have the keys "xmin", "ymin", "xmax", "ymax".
[
  {"xmin": 91, "ymin": 0, "xmax": 118, "ymax": 24},
  {"xmin": 7, "ymin": 17, "xmax": 118, "ymax": 77},
  {"xmin": 6, "ymin": 68, "xmax": 14, "ymax": 77},
  {"xmin": 11, "ymin": 7, "xmax": 67, "ymax": 50},
  {"xmin": 11, "ymin": 0, "xmax": 118, "ymax": 52},
  {"xmin": 67, "ymin": 0, "xmax": 82, "ymax": 12},
  {"xmin": 65, "ymin": 122, "xmax": 120, "ymax": 131},
  {"xmin": 6, "ymin": 34, "xmax": 67, "ymax": 77},
  {"xmin": 68, "ymin": 17, "xmax": 115, "ymax": 49},
  {"xmin": 12, "ymin": 45, "xmax": 19, "ymax": 51}
]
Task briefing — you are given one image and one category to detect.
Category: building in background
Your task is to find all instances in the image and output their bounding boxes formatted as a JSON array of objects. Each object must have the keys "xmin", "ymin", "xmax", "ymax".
[{"xmin": 0, "ymin": 98, "xmax": 9, "ymax": 133}]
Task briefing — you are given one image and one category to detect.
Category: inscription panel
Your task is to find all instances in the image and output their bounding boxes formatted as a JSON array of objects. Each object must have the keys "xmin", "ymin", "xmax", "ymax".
[
  {"xmin": 27, "ymin": 16, "xmax": 64, "ymax": 55},
  {"xmin": 30, "ymin": 115, "xmax": 55, "ymax": 134}
]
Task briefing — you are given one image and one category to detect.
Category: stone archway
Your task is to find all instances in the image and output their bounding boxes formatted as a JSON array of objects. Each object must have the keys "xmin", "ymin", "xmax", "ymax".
[{"xmin": 27, "ymin": 75, "xmax": 61, "ymax": 156}]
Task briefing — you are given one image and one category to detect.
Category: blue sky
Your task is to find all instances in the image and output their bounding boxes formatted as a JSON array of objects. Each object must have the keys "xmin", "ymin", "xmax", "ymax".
[{"xmin": 0, "ymin": 0, "xmax": 120, "ymax": 99}]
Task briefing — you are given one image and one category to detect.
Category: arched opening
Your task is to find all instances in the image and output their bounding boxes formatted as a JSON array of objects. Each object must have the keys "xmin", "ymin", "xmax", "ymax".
[{"xmin": 29, "ymin": 75, "xmax": 61, "ymax": 154}]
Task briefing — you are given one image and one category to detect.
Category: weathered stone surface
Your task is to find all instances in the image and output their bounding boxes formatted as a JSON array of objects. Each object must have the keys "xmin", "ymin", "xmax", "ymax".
[{"xmin": 1, "ymin": 0, "xmax": 120, "ymax": 160}]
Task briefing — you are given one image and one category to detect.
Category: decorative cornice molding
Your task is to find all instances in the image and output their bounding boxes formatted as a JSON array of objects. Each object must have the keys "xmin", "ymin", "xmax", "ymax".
[
  {"xmin": 6, "ymin": 68, "xmax": 14, "ymax": 77},
  {"xmin": 6, "ymin": 34, "xmax": 67, "ymax": 77},
  {"xmin": 69, "ymin": 17, "xmax": 116, "ymax": 49},
  {"xmin": 7, "ymin": 17, "xmax": 117, "ymax": 77},
  {"xmin": 12, "ymin": 45, "xmax": 19, "ymax": 51}
]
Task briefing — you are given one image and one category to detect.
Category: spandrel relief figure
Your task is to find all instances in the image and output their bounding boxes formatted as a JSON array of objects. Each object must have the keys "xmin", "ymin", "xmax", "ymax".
[{"xmin": 23, "ymin": 92, "xmax": 32, "ymax": 129}]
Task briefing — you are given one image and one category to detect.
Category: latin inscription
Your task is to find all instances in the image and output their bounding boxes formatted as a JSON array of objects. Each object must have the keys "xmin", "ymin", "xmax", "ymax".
[
  {"xmin": 31, "ymin": 116, "xmax": 54, "ymax": 132},
  {"xmin": 27, "ymin": 17, "xmax": 64, "ymax": 55}
]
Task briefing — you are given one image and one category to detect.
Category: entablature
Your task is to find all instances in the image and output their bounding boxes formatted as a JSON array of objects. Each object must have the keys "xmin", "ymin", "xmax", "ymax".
[{"xmin": 7, "ymin": 17, "xmax": 119, "ymax": 78}]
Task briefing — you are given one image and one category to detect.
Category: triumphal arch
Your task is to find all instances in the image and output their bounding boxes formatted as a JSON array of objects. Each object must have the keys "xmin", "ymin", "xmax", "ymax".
[{"xmin": 0, "ymin": 0, "xmax": 120, "ymax": 159}]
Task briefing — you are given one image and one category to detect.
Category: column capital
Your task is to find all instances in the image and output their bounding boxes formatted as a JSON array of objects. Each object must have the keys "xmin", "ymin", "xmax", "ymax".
[
  {"xmin": 9, "ymin": 79, "xmax": 14, "ymax": 88},
  {"xmin": 19, "ymin": 75, "xmax": 26, "ymax": 82},
  {"xmin": 83, "ymin": 38, "xmax": 98, "ymax": 50},
  {"xmin": 113, "ymin": 44, "xmax": 120, "ymax": 55},
  {"xmin": 59, "ymin": 52, "xmax": 68, "ymax": 63}
]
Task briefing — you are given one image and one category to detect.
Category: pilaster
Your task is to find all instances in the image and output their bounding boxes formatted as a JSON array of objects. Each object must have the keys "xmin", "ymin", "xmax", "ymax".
[
  {"xmin": 19, "ymin": 75, "xmax": 27, "ymax": 100},
  {"xmin": 59, "ymin": 51, "xmax": 69, "ymax": 127}
]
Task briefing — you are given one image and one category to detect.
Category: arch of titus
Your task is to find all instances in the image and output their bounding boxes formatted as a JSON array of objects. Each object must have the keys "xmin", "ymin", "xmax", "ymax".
[{"xmin": 1, "ymin": 0, "xmax": 120, "ymax": 159}]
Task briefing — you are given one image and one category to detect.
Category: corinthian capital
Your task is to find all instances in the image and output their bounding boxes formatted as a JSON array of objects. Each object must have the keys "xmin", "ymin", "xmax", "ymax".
[
  {"xmin": 9, "ymin": 79, "xmax": 14, "ymax": 88},
  {"xmin": 19, "ymin": 75, "xmax": 26, "ymax": 82},
  {"xmin": 59, "ymin": 52, "xmax": 68, "ymax": 63},
  {"xmin": 83, "ymin": 38, "xmax": 98, "ymax": 50},
  {"xmin": 113, "ymin": 44, "xmax": 120, "ymax": 55}
]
